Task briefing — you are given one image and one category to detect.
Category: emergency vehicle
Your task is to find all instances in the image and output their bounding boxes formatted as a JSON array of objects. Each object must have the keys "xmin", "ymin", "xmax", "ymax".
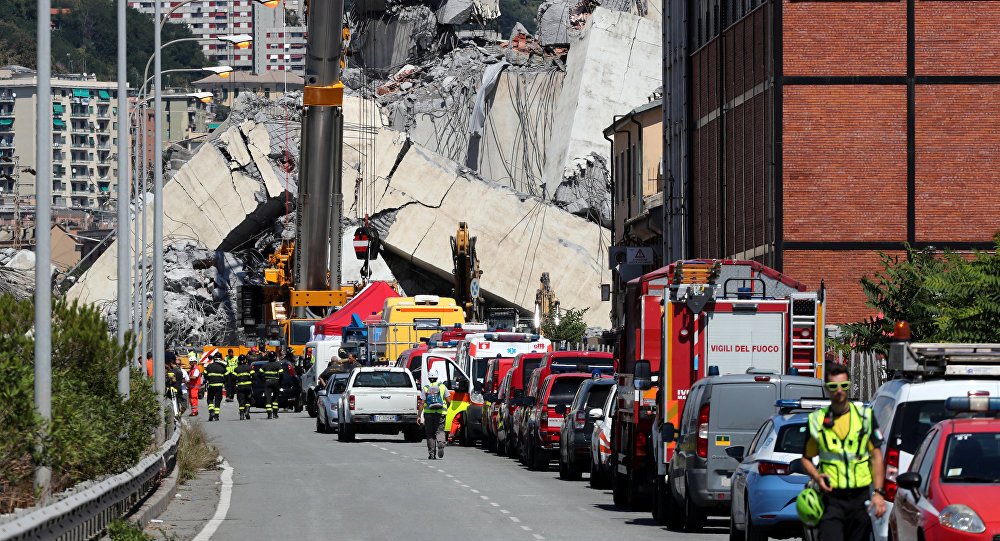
[
  {"xmin": 452, "ymin": 332, "xmax": 552, "ymax": 445},
  {"xmin": 610, "ymin": 259, "xmax": 826, "ymax": 517}
]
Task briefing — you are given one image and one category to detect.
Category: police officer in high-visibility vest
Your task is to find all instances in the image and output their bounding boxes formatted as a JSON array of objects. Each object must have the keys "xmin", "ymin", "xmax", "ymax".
[
  {"xmin": 225, "ymin": 349, "xmax": 238, "ymax": 402},
  {"xmin": 204, "ymin": 352, "xmax": 228, "ymax": 421},
  {"xmin": 263, "ymin": 351, "xmax": 283, "ymax": 419},
  {"xmin": 234, "ymin": 355, "xmax": 254, "ymax": 420},
  {"xmin": 799, "ymin": 363, "xmax": 887, "ymax": 540},
  {"xmin": 418, "ymin": 369, "xmax": 451, "ymax": 460}
]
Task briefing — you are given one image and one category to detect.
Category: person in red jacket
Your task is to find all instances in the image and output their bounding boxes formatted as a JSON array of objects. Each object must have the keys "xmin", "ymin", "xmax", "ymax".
[{"xmin": 187, "ymin": 351, "xmax": 203, "ymax": 416}]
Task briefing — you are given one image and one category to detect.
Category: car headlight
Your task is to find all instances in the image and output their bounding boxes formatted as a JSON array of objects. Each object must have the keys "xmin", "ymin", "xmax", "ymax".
[{"xmin": 939, "ymin": 504, "xmax": 986, "ymax": 534}]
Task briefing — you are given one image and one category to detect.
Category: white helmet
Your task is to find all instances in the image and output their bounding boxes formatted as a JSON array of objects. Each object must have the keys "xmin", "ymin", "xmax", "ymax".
[{"xmin": 428, "ymin": 369, "xmax": 440, "ymax": 382}]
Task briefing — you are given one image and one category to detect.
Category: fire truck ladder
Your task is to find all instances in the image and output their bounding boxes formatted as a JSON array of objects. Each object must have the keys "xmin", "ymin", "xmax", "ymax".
[{"xmin": 788, "ymin": 292, "xmax": 821, "ymax": 375}]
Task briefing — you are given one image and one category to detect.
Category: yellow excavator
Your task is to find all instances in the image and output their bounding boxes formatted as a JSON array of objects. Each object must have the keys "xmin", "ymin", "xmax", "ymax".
[{"xmin": 451, "ymin": 222, "xmax": 483, "ymax": 322}]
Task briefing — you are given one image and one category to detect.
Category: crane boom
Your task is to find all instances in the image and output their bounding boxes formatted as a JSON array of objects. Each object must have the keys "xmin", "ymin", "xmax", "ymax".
[{"xmin": 294, "ymin": 0, "xmax": 347, "ymax": 315}]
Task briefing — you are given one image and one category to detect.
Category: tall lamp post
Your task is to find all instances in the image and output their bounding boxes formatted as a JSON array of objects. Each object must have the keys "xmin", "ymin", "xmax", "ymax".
[
  {"xmin": 116, "ymin": 0, "xmax": 130, "ymax": 397},
  {"xmin": 35, "ymin": 0, "xmax": 53, "ymax": 499}
]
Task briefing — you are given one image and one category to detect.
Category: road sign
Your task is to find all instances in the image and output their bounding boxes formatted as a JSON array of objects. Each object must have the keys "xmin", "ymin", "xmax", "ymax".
[
  {"xmin": 470, "ymin": 278, "xmax": 480, "ymax": 299},
  {"xmin": 626, "ymin": 247, "xmax": 655, "ymax": 265}
]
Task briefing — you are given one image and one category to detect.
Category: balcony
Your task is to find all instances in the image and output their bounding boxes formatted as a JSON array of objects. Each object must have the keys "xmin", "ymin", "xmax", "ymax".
[
  {"xmin": 70, "ymin": 109, "xmax": 90, "ymax": 119},
  {"xmin": 0, "ymin": 140, "xmax": 13, "ymax": 150},
  {"xmin": 53, "ymin": 182, "xmax": 67, "ymax": 192},
  {"xmin": 0, "ymin": 92, "xmax": 13, "ymax": 103}
]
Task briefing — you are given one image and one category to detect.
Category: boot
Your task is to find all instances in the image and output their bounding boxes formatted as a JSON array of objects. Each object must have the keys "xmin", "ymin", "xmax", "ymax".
[
  {"xmin": 273, "ymin": 409, "xmax": 279, "ymax": 419},
  {"xmin": 244, "ymin": 410, "xmax": 251, "ymax": 420},
  {"xmin": 267, "ymin": 411, "xmax": 272, "ymax": 419},
  {"xmin": 239, "ymin": 411, "xmax": 244, "ymax": 420}
]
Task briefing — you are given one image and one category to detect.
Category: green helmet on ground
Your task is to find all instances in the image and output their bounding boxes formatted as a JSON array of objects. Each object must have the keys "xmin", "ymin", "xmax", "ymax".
[{"xmin": 796, "ymin": 486, "xmax": 824, "ymax": 527}]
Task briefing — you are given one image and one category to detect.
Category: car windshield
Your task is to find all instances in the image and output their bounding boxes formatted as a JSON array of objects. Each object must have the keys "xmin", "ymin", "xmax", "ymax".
[
  {"xmin": 353, "ymin": 371, "xmax": 412, "ymax": 388},
  {"xmin": 892, "ymin": 400, "xmax": 952, "ymax": 454},
  {"xmin": 290, "ymin": 320, "xmax": 314, "ymax": 345},
  {"xmin": 548, "ymin": 379, "xmax": 585, "ymax": 405},
  {"xmin": 941, "ymin": 432, "xmax": 1000, "ymax": 483},
  {"xmin": 775, "ymin": 423, "xmax": 809, "ymax": 453}
]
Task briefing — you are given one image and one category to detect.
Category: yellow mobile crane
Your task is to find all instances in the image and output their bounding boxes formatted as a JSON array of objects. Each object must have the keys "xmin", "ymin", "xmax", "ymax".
[{"xmin": 260, "ymin": 0, "xmax": 356, "ymax": 355}]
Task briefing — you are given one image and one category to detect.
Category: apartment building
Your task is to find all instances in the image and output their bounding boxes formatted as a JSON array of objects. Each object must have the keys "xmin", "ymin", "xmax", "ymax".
[
  {"xmin": 128, "ymin": 0, "xmax": 283, "ymax": 72},
  {"xmin": 260, "ymin": 25, "xmax": 306, "ymax": 75},
  {"xmin": 0, "ymin": 67, "xmax": 119, "ymax": 212},
  {"xmin": 194, "ymin": 71, "xmax": 303, "ymax": 109}
]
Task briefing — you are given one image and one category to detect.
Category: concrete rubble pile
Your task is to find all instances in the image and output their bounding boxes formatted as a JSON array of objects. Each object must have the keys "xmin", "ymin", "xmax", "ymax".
[
  {"xmin": 354, "ymin": 6, "xmax": 660, "ymax": 227},
  {"xmin": 0, "ymin": 248, "xmax": 37, "ymax": 300}
]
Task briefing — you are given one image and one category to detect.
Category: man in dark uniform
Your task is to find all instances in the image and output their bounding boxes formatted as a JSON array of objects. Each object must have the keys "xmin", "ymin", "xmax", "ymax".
[
  {"xmin": 234, "ymin": 355, "xmax": 254, "ymax": 420},
  {"xmin": 263, "ymin": 351, "xmax": 283, "ymax": 419},
  {"xmin": 204, "ymin": 352, "xmax": 228, "ymax": 421}
]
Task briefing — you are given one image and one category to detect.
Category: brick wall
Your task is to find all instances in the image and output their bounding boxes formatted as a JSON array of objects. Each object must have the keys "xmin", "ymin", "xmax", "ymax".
[
  {"xmin": 783, "ymin": 0, "xmax": 905, "ymax": 77},
  {"xmin": 783, "ymin": 250, "xmax": 906, "ymax": 324},
  {"xmin": 782, "ymin": 85, "xmax": 907, "ymax": 242},
  {"xmin": 915, "ymin": 85, "xmax": 1000, "ymax": 242},
  {"xmin": 916, "ymin": 3, "xmax": 1000, "ymax": 75}
]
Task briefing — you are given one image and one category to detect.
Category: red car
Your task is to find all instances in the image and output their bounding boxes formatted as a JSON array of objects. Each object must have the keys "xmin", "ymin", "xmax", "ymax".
[
  {"xmin": 521, "ymin": 372, "xmax": 591, "ymax": 471},
  {"xmin": 890, "ymin": 396, "xmax": 1000, "ymax": 541}
]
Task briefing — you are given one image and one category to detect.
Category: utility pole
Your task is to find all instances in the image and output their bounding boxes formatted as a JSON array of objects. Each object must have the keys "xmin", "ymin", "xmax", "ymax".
[
  {"xmin": 34, "ymin": 0, "xmax": 53, "ymax": 501},
  {"xmin": 153, "ymin": 0, "xmax": 166, "ymax": 442},
  {"xmin": 116, "ymin": 0, "xmax": 130, "ymax": 397}
]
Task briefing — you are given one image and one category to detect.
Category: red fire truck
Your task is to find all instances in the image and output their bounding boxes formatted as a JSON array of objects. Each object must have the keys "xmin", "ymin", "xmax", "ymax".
[{"xmin": 610, "ymin": 259, "xmax": 826, "ymax": 516}]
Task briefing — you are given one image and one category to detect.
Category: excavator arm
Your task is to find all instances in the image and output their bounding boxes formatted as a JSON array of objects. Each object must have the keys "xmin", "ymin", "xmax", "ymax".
[{"xmin": 451, "ymin": 222, "xmax": 483, "ymax": 322}]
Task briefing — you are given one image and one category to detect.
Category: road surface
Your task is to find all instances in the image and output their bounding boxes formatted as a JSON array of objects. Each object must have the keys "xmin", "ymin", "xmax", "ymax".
[{"xmin": 189, "ymin": 404, "xmax": 730, "ymax": 541}]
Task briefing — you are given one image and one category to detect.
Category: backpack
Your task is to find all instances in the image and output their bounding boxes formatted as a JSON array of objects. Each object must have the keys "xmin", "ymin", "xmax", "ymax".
[{"xmin": 424, "ymin": 383, "xmax": 444, "ymax": 408}]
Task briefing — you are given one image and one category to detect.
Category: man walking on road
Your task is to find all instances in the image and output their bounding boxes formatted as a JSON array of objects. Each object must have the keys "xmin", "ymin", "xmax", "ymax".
[
  {"xmin": 799, "ymin": 363, "xmax": 887, "ymax": 541},
  {"xmin": 225, "ymin": 348, "xmax": 238, "ymax": 402},
  {"xmin": 263, "ymin": 351, "xmax": 283, "ymax": 419},
  {"xmin": 188, "ymin": 351, "xmax": 203, "ymax": 417},
  {"xmin": 234, "ymin": 355, "xmax": 254, "ymax": 420},
  {"xmin": 204, "ymin": 352, "xmax": 228, "ymax": 421},
  {"xmin": 418, "ymin": 369, "xmax": 450, "ymax": 460}
]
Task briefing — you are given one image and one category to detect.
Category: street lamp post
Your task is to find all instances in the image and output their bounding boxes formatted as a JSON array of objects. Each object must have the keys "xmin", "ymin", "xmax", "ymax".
[
  {"xmin": 116, "ymin": 0, "xmax": 130, "ymax": 397},
  {"xmin": 153, "ymin": 0, "xmax": 165, "ymax": 442},
  {"xmin": 35, "ymin": 0, "xmax": 53, "ymax": 500}
]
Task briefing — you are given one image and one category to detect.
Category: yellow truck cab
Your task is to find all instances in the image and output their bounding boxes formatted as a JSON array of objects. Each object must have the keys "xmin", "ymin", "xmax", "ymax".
[{"xmin": 373, "ymin": 295, "xmax": 465, "ymax": 362}]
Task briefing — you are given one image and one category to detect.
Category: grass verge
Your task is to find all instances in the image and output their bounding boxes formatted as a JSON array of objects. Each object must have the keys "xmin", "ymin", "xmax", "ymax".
[
  {"xmin": 177, "ymin": 422, "xmax": 219, "ymax": 483},
  {"xmin": 107, "ymin": 519, "xmax": 154, "ymax": 541}
]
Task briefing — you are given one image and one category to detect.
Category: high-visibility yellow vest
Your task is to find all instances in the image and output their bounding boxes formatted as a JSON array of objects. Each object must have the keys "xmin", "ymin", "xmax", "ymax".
[{"xmin": 807, "ymin": 403, "xmax": 874, "ymax": 490}]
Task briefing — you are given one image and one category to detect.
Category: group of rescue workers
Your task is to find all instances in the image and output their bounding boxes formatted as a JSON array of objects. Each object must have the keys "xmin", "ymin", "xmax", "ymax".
[{"xmin": 159, "ymin": 347, "xmax": 295, "ymax": 421}]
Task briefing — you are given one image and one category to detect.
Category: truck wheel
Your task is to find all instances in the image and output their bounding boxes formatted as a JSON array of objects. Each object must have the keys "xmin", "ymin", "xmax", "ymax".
[
  {"xmin": 559, "ymin": 456, "xmax": 581, "ymax": 480},
  {"xmin": 664, "ymin": 479, "xmax": 684, "ymax": 530},
  {"xmin": 306, "ymin": 392, "xmax": 318, "ymax": 418},
  {"xmin": 744, "ymin": 498, "xmax": 765, "ymax": 541},
  {"xmin": 683, "ymin": 481, "xmax": 706, "ymax": 532},
  {"xmin": 611, "ymin": 458, "xmax": 628, "ymax": 507},
  {"xmin": 338, "ymin": 423, "xmax": 355, "ymax": 442},
  {"xmin": 530, "ymin": 446, "xmax": 548, "ymax": 471},
  {"xmin": 628, "ymin": 469, "xmax": 650, "ymax": 511},
  {"xmin": 589, "ymin": 459, "xmax": 604, "ymax": 489},
  {"xmin": 460, "ymin": 422, "xmax": 475, "ymax": 447}
]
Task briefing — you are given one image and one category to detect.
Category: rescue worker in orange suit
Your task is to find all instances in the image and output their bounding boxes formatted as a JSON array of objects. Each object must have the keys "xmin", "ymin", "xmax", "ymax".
[
  {"xmin": 204, "ymin": 352, "xmax": 227, "ymax": 421},
  {"xmin": 262, "ymin": 351, "xmax": 283, "ymax": 419},
  {"xmin": 187, "ymin": 351, "xmax": 202, "ymax": 416},
  {"xmin": 234, "ymin": 355, "xmax": 253, "ymax": 420}
]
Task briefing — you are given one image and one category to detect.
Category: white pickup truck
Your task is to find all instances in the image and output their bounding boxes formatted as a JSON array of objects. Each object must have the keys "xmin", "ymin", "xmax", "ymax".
[{"xmin": 337, "ymin": 367, "xmax": 422, "ymax": 442}]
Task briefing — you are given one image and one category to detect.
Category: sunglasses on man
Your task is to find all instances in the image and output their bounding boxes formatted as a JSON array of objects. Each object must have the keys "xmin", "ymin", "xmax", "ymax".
[{"xmin": 825, "ymin": 381, "xmax": 851, "ymax": 392}]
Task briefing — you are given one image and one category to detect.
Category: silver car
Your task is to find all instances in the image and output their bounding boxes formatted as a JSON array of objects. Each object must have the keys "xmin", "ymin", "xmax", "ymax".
[
  {"xmin": 589, "ymin": 384, "xmax": 616, "ymax": 489},
  {"xmin": 316, "ymin": 373, "xmax": 350, "ymax": 434}
]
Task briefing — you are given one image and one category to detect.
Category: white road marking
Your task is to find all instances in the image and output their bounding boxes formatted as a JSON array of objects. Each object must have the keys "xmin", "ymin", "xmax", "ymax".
[
  {"xmin": 460, "ymin": 484, "xmax": 470, "ymax": 488},
  {"xmin": 510, "ymin": 517, "xmax": 521, "ymax": 523},
  {"xmin": 453, "ymin": 479, "xmax": 461, "ymax": 483},
  {"xmin": 490, "ymin": 502, "xmax": 499, "ymax": 507},
  {"xmin": 390, "ymin": 451, "xmax": 398, "ymax": 455},
  {"xmin": 469, "ymin": 489, "xmax": 480, "ymax": 493},
  {"xmin": 192, "ymin": 459, "xmax": 233, "ymax": 541},
  {"xmin": 520, "ymin": 526, "xmax": 532, "ymax": 531},
  {"xmin": 479, "ymin": 495, "xmax": 489, "ymax": 500},
  {"xmin": 501, "ymin": 510, "xmax": 510, "ymax": 514},
  {"xmin": 533, "ymin": 535, "xmax": 545, "ymax": 540},
  {"xmin": 438, "ymin": 469, "xmax": 446, "ymax": 473},
  {"xmin": 445, "ymin": 474, "xmax": 454, "ymax": 478}
]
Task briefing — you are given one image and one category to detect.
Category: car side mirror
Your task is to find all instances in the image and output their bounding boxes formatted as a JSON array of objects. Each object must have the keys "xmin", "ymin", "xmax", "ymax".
[
  {"xmin": 725, "ymin": 445, "xmax": 745, "ymax": 462},
  {"xmin": 317, "ymin": 389, "xmax": 328, "ymax": 396},
  {"xmin": 660, "ymin": 422, "xmax": 676, "ymax": 443},
  {"xmin": 588, "ymin": 408, "xmax": 604, "ymax": 420},
  {"xmin": 897, "ymin": 471, "xmax": 921, "ymax": 492},
  {"xmin": 634, "ymin": 360, "xmax": 652, "ymax": 391},
  {"xmin": 554, "ymin": 404, "xmax": 567, "ymax": 415}
]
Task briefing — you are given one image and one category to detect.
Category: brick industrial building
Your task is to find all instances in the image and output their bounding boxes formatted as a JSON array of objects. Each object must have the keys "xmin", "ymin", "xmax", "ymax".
[{"xmin": 637, "ymin": 0, "xmax": 1000, "ymax": 323}]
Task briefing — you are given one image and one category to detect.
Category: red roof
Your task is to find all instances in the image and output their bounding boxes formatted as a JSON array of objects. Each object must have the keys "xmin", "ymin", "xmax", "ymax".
[{"xmin": 314, "ymin": 281, "xmax": 399, "ymax": 337}]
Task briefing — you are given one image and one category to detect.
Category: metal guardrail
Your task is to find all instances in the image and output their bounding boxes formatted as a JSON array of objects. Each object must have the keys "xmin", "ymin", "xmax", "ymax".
[{"xmin": 0, "ymin": 427, "xmax": 180, "ymax": 541}]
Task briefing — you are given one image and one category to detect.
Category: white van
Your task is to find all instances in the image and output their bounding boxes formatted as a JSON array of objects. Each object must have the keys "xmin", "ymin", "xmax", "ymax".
[{"xmin": 302, "ymin": 340, "xmax": 344, "ymax": 417}]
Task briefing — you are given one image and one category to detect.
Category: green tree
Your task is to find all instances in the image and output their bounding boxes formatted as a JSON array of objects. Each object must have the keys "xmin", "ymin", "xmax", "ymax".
[
  {"xmin": 833, "ymin": 233, "xmax": 1000, "ymax": 355},
  {"xmin": 0, "ymin": 295, "xmax": 158, "ymax": 513},
  {"xmin": 0, "ymin": 0, "xmax": 208, "ymax": 88},
  {"xmin": 541, "ymin": 307, "xmax": 588, "ymax": 344}
]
